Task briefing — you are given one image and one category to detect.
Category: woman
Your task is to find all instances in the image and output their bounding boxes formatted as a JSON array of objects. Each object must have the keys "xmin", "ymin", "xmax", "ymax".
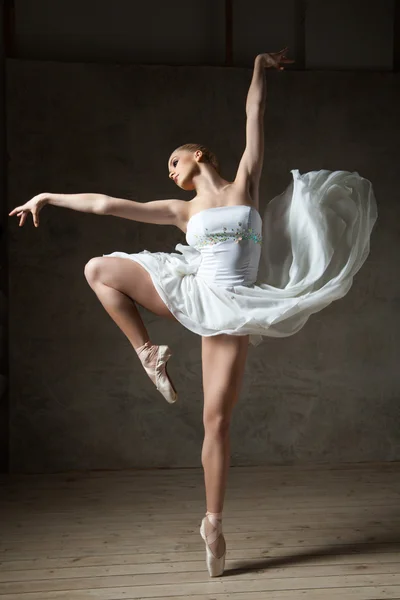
[{"xmin": 9, "ymin": 48, "xmax": 377, "ymax": 577}]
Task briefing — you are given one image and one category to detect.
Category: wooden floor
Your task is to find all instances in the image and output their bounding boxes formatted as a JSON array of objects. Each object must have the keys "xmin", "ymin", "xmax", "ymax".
[{"xmin": 1, "ymin": 462, "xmax": 400, "ymax": 599}]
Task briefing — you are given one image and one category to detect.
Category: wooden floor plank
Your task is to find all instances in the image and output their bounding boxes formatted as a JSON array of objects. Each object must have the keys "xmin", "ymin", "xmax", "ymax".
[
  {"xmin": 1, "ymin": 548, "xmax": 400, "ymax": 573},
  {"xmin": 0, "ymin": 587, "xmax": 400, "ymax": 600},
  {"xmin": 1, "ymin": 462, "xmax": 399, "ymax": 599},
  {"xmin": 1, "ymin": 559, "xmax": 400, "ymax": 584}
]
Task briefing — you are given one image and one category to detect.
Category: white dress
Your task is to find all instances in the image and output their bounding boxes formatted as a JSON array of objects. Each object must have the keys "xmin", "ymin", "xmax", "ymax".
[{"xmin": 104, "ymin": 169, "xmax": 378, "ymax": 347}]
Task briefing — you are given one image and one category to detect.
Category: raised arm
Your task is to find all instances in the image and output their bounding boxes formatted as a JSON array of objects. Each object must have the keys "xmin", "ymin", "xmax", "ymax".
[{"xmin": 235, "ymin": 49, "xmax": 294, "ymax": 205}]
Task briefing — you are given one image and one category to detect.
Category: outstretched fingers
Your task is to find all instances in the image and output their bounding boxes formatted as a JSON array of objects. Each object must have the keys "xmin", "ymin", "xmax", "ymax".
[{"xmin": 268, "ymin": 47, "xmax": 295, "ymax": 70}]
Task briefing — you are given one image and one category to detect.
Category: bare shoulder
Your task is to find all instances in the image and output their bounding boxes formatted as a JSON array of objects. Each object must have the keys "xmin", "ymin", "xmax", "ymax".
[
  {"xmin": 232, "ymin": 172, "xmax": 260, "ymax": 210},
  {"xmin": 227, "ymin": 178, "xmax": 260, "ymax": 211},
  {"xmin": 179, "ymin": 182, "xmax": 259, "ymax": 233},
  {"xmin": 168, "ymin": 199, "xmax": 191, "ymax": 231},
  {"xmin": 143, "ymin": 198, "xmax": 190, "ymax": 231}
]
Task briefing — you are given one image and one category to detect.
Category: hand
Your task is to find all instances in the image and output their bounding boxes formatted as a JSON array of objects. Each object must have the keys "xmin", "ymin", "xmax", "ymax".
[
  {"xmin": 258, "ymin": 48, "xmax": 295, "ymax": 70},
  {"xmin": 8, "ymin": 192, "xmax": 49, "ymax": 227}
]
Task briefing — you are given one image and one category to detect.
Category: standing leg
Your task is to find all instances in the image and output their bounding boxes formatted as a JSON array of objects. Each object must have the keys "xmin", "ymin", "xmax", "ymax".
[{"xmin": 200, "ymin": 333, "xmax": 249, "ymax": 575}]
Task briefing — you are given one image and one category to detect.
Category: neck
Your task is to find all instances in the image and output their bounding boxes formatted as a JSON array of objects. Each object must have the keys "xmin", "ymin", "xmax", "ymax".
[{"xmin": 192, "ymin": 165, "xmax": 230, "ymax": 196}]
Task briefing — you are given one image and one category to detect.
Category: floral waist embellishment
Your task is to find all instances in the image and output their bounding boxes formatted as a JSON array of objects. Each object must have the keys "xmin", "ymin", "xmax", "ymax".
[{"xmin": 193, "ymin": 223, "xmax": 262, "ymax": 248}]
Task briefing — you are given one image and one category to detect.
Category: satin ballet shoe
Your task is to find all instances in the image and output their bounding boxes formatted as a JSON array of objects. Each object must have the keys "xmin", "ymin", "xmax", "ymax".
[
  {"xmin": 140, "ymin": 344, "xmax": 178, "ymax": 404},
  {"xmin": 200, "ymin": 512, "xmax": 226, "ymax": 577}
]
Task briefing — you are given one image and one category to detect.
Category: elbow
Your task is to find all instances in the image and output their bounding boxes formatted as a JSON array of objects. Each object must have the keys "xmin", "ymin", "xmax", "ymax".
[
  {"xmin": 246, "ymin": 103, "xmax": 265, "ymax": 119},
  {"xmin": 96, "ymin": 195, "xmax": 109, "ymax": 215}
]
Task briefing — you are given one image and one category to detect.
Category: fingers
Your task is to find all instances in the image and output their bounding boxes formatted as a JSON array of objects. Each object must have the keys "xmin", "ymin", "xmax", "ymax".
[
  {"xmin": 9, "ymin": 206, "xmax": 27, "ymax": 226},
  {"xmin": 9, "ymin": 206, "xmax": 22, "ymax": 216},
  {"xmin": 265, "ymin": 47, "xmax": 294, "ymax": 70},
  {"xmin": 9, "ymin": 207, "xmax": 38, "ymax": 227},
  {"xmin": 271, "ymin": 47, "xmax": 288, "ymax": 58}
]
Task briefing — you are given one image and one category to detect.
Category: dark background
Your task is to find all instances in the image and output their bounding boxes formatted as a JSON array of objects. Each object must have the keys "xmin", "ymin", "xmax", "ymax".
[{"xmin": 1, "ymin": 0, "xmax": 399, "ymax": 473}]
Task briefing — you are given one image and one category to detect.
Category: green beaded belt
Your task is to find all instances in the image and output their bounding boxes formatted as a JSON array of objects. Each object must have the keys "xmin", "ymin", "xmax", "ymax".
[{"xmin": 193, "ymin": 227, "xmax": 263, "ymax": 248}]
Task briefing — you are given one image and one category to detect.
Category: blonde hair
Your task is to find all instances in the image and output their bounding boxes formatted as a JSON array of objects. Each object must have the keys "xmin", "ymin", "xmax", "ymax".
[{"xmin": 175, "ymin": 143, "xmax": 220, "ymax": 174}]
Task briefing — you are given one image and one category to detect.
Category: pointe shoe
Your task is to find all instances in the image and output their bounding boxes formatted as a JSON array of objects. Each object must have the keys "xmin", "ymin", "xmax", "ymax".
[
  {"xmin": 141, "ymin": 344, "xmax": 178, "ymax": 404},
  {"xmin": 200, "ymin": 513, "xmax": 226, "ymax": 577}
]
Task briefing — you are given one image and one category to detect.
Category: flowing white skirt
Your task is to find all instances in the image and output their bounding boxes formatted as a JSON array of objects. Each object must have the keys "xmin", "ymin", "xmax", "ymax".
[{"xmin": 104, "ymin": 169, "xmax": 378, "ymax": 346}]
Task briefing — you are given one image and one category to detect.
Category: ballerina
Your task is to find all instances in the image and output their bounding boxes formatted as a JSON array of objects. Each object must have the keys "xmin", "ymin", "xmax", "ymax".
[{"xmin": 9, "ymin": 47, "xmax": 377, "ymax": 577}]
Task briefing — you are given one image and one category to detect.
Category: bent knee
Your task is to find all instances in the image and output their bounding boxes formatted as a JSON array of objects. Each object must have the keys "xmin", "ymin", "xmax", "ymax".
[{"xmin": 84, "ymin": 256, "xmax": 107, "ymax": 283}]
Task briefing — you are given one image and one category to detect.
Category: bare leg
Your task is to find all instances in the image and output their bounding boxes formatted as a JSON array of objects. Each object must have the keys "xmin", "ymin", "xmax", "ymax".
[
  {"xmin": 84, "ymin": 256, "xmax": 180, "ymax": 402},
  {"xmin": 84, "ymin": 256, "xmax": 177, "ymax": 349},
  {"xmin": 88, "ymin": 280, "xmax": 149, "ymax": 348},
  {"xmin": 201, "ymin": 333, "xmax": 249, "ymax": 558}
]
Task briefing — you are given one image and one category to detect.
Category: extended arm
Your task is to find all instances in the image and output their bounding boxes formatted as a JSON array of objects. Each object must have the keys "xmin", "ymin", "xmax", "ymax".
[
  {"xmin": 49, "ymin": 193, "xmax": 184, "ymax": 226},
  {"xmin": 9, "ymin": 192, "xmax": 186, "ymax": 228},
  {"xmin": 246, "ymin": 55, "xmax": 267, "ymax": 112},
  {"xmin": 235, "ymin": 55, "xmax": 266, "ymax": 193},
  {"xmin": 235, "ymin": 49, "xmax": 294, "ymax": 204},
  {"xmin": 103, "ymin": 195, "xmax": 186, "ymax": 226}
]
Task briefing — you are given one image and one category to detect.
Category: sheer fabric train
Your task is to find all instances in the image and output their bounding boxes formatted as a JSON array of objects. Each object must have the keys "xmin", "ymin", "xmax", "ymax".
[{"xmin": 104, "ymin": 169, "xmax": 378, "ymax": 346}]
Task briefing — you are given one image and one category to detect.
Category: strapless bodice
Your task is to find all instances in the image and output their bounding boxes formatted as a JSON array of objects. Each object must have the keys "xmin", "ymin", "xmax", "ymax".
[
  {"xmin": 185, "ymin": 205, "xmax": 262, "ymax": 288},
  {"xmin": 105, "ymin": 170, "xmax": 377, "ymax": 346}
]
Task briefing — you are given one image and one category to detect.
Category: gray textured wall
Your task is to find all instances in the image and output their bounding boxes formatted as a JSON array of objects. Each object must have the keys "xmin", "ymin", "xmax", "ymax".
[
  {"xmin": 0, "ymin": 3, "xmax": 9, "ymax": 472},
  {"xmin": 12, "ymin": 0, "xmax": 395, "ymax": 69},
  {"xmin": 7, "ymin": 59, "xmax": 399, "ymax": 473}
]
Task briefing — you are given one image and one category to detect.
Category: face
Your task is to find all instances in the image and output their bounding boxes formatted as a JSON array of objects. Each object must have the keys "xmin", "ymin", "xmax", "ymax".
[{"xmin": 168, "ymin": 149, "xmax": 201, "ymax": 191}]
